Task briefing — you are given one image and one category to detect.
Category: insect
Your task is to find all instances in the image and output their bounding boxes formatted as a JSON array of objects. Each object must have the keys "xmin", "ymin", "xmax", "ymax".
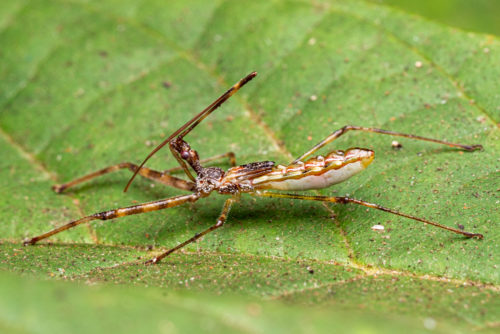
[{"xmin": 24, "ymin": 72, "xmax": 484, "ymax": 264}]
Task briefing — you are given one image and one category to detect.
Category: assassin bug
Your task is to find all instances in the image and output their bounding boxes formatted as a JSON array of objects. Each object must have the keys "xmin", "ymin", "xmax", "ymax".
[{"xmin": 24, "ymin": 72, "xmax": 484, "ymax": 264}]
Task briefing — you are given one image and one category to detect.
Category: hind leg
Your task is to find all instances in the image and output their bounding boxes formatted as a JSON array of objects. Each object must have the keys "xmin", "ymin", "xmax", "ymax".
[{"xmin": 294, "ymin": 125, "xmax": 483, "ymax": 162}]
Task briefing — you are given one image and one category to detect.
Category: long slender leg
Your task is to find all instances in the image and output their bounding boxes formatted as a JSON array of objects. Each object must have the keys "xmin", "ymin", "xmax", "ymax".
[
  {"xmin": 294, "ymin": 125, "xmax": 483, "ymax": 162},
  {"xmin": 125, "ymin": 72, "xmax": 257, "ymax": 192},
  {"xmin": 52, "ymin": 162, "xmax": 195, "ymax": 193},
  {"xmin": 24, "ymin": 194, "xmax": 200, "ymax": 245},
  {"xmin": 252, "ymin": 191, "xmax": 483, "ymax": 238},
  {"xmin": 164, "ymin": 151, "xmax": 236, "ymax": 174},
  {"xmin": 146, "ymin": 197, "xmax": 235, "ymax": 264}
]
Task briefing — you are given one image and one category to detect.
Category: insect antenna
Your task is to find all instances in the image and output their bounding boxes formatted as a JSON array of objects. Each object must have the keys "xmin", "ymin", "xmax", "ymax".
[{"xmin": 124, "ymin": 72, "xmax": 257, "ymax": 192}]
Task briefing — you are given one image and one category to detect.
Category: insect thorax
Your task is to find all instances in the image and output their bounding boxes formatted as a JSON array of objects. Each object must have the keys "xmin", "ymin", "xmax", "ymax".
[
  {"xmin": 195, "ymin": 166, "xmax": 251, "ymax": 195},
  {"xmin": 195, "ymin": 167, "xmax": 225, "ymax": 194}
]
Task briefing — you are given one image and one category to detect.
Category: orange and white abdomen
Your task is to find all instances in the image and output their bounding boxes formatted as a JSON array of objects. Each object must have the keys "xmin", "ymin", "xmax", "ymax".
[{"xmin": 251, "ymin": 148, "xmax": 374, "ymax": 191}]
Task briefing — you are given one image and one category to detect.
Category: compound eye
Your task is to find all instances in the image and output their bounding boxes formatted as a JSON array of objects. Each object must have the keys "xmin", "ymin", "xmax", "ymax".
[{"xmin": 181, "ymin": 151, "xmax": 189, "ymax": 159}]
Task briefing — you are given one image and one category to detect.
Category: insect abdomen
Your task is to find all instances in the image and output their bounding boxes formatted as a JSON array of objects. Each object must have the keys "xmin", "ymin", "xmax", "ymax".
[{"xmin": 252, "ymin": 148, "xmax": 374, "ymax": 191}]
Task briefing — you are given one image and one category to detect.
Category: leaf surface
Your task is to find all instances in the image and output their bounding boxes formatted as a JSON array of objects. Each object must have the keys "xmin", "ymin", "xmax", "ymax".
[{"xmin": 0, "ymin": 0, "xmax": 498, "ymax": 332}]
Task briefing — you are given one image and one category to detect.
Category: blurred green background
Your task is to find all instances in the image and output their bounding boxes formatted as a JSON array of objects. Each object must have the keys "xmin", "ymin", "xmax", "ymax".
[{"xmin": 370, "ymin": 0, "xmax": 500, "ymax": 36}]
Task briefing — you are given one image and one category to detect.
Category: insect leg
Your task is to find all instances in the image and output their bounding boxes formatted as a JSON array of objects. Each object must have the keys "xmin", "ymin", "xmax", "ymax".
[
  {"xmin": 146, "ymin": 197, "xmax": 235, "ymax": 264},
  {"xmin": 252, "ymin": 191, "xmax": 483, "ymax": 239},
  {"xmin": 163, "ymin": 151, "xmax": 236, "ymax": 174},
  {"xmin": 24, "ymin": 194, "xmax": 200, "ymax": 245},
  {"xmin": 52, "ymin": 163, "xmax": 195, "ymax": 193},
  {"xmin": 294, "ymin": 125, "xmax": 483, "ymax": 162}
]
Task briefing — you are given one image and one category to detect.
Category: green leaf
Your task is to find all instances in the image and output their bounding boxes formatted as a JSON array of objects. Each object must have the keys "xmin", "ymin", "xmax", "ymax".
[
  {"xmin": 2, "ymin": 270, "xmax": 479, "ymax": 334},
  {"xmin": 0, "ymin": 0, "xmax": 498, "ymax": 332}
]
